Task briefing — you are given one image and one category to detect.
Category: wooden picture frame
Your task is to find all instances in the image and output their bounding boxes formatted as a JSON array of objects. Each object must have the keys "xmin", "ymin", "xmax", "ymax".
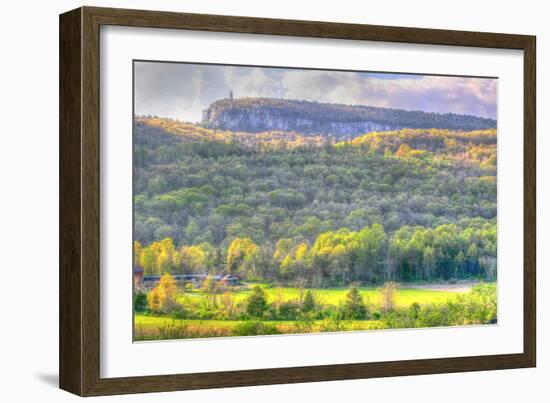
[{"xmin": 59, "ymin": 6, "xmax": 536, "ymax": 396}]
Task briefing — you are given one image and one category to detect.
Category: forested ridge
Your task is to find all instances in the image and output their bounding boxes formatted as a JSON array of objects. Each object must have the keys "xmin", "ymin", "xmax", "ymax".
[
  {"xmin": 201, "ymin": 97, "xmax": 497, "ymax": 136},
  {"xmin": 133, "ymin": 117, "xmax": 497, "ymax": 286}
]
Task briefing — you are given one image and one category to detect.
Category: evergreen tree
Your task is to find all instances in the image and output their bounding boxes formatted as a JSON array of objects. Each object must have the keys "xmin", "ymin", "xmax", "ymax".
[
  {"xmin": 302, "ymin": 290, "xmax": 316, "ymax": 313},
  {"xmin": 342, "ymin": 285, "xmax": 367, "ymax": 319},
  {"xmin": 246, "ymin": 285, "xmax": 268, "ymax": 318}
]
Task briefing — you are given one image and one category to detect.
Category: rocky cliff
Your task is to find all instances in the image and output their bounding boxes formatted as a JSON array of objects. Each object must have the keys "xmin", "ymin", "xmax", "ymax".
[{"xmin": 201, "ymin": 98, "xmax": 496, "ymax": 137}]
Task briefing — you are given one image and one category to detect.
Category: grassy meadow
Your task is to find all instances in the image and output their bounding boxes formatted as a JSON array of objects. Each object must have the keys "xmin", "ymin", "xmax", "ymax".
[
  {"xmin": 134, "ymin": 316, "xmax": 384, "ymax": 340},
  {"xmin": 134, "ymin": 281, "xmax": 496, "ymax": 341},
  {"xmin": 176, "ymin": 284, "xmax": 460, "ymax": 308}
]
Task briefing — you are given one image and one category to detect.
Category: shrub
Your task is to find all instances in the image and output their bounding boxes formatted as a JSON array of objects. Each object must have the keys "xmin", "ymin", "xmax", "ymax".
[
  {"xmin": 382, "ymin": 284, "xmax": 497, "ymax": 329},
  {"xmin": 196, "ymin": 307, "xmax": 217, "ymax": 320},
  {"xmin": 232, "ymin": 321, "xmax": 280, "ymax": 336},
  {"xmin": 147, "ymin": 273, "xmax": 179, "ymax": 313},
  {"xmin": 417, "ymin": 304, "xmax": 451, "ymax": 327},
  {"xmin": 302, "ymin": 290, "xmax": 316, "ymax": 313},
  {"xmin": 380, "ymin": 282, "xmax": 399, "ymax": 312},
  {"xmin": 171, "ymin": 304, "xmax": 186, "ymax": 320},
  {"xmin": 147, "ymin": 287, "xmax": 161, "ymax": 312},
  {"xmin": 220, "ymin": 291, "xmax": 238, "ymax": 319},
  {"xmin": 246, "ymin": 285, "xmax": 269, "ymax": 318},
  {"xmin": 318, "ymin": 305, "xmax": 339, "ymax": 319},
  {"xmin": 277, "ymin": 300, "xmax": 301, "ymax": 320},
  {"xmin": 134, "ymin": 322, "xmax": 233, "ymax": 340},
  {"xmin": 351, "ymin": 321, "xmax": 388, "ymax": 331},
  {"xmin": 409, "ymin": 302, "xmax": 421, "ymax": 319},
  {"xmin": 447, "ymin": 283, "xmax": 497, "ymax": 325},
  {"xmin": 293, "ymin": 313, "xmax": 315, "ymax": 333},
  {"xmin": 342, "ymin": 285, "xmax": 368, "ymax": 319},
  {"xmin": 134, "ymin": 291, "xmax": 148, "ymax": 312},
  {"xmin": 201, "ymin": 275, "xmax": 220, "ymax": 310},
  {"xmin": 157, "ymin": 321, "xmax": 188, "ymax": 339},
  {"xmin": 382, "ymin": 308, "xmax": 418, "ymax": 329},
  {"xmin": 319, "ymin": 312, "xmax": 347, "ymax": 332}
]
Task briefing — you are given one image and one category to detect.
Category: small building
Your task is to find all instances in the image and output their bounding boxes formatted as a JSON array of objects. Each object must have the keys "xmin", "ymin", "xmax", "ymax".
[
  {"xmin": 221, "ymin": 274, "xmax": 240, "ymax": 287},
  {"xmin": 143, "ymin": 274, "xmax": 161, "ymax": 288},
  {"xmin": 138, "ymin": 272, "xmax": 240, "ymax": 289},
  {"xmin": 133, "ymin": 267, "xmax": 144, "ymax": 286}
]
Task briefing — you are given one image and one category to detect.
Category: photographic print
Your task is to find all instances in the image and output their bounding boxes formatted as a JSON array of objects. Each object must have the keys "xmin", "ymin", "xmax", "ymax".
[{"xmin": 132, "ymin": 61, "xmax": 498, "ymax": 341}]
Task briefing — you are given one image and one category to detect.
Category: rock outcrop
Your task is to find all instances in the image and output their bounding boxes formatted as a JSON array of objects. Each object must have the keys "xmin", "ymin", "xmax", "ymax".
[{"xmin": 201, "ymin": 98, "xmax": 496, "ymax": 137}]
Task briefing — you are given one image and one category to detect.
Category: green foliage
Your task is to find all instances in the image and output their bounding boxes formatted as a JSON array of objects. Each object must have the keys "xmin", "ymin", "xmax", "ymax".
[
  {"xmin": 447, "ymin": 283, "xmax": 497, "ymax": 325},
  {"xmin": 388, "ymin": 223, "xmax": 496, "ymax": 281},
  {"xmin": 372, "ymin": 311, "xmax": 382, "ymax": 320},
  {"xmin": 342, "ymin": 285, "xmax": 368, "ymax": 319},
  {"xmin": 302, "ymin": 290, "xmax": 316, "ymax": 313},
  {"xmin": 382, "ymin": 283, "xmax": 497, "ymax": 329},
  {"xmin": 170, "ymin": 304, "xmax": 187, "ymax": 320},
  {"xmin": 246, "ymin": 286, "xmax": 269, "ymax": 318},
  {"xmin": 133, "ymin": 291, "xmax": 148, "ymax": 312},
  {"xmin": 293, "ymin": 313, "xmax": 316, "ymax": 333},
  {"xmin": 134, "ymin": 282, "xmax": 497, "ymax": 340},
  {"xmin": 233, "ymin": 321, "xmax": 281, "ymax": 336},
  {"xmin": 318, "ymin": 312, "xmax": 347, "ymax": 333},
  {"xmin": 272, "ymin": 300, "xmax": 301, "ymax": 320},
  {"xmin": 133, "ymin": 117, "xmax": 497, "ymax": 286},
  {"xmin": 201, "ymin": 274, "xmax": 221, "ymax": 311}
]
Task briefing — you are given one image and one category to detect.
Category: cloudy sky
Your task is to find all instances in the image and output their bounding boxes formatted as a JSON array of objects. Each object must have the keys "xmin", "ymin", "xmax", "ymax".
[{"xmin": 134, "ymin": 61, "xmax": 497, "ymax": 123}]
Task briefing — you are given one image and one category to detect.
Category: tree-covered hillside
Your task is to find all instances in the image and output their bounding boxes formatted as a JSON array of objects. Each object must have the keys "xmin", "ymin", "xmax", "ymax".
[
  {"xmin": 133, "ymin": 117, "xmax": 497, "ymax": 285},
  {"xmin": 201, "ymin": 98, "xmax": 497, "ymax": 137}
]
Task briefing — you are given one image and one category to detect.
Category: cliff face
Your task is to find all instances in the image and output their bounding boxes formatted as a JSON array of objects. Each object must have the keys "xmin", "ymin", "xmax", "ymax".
[
  {"xmin": 201, "ymin": 98, "xmax": 496, "ymax": 137},
  {"xmin": 202, "ymin": 107, "xmax": 396, "ymax": 136}
]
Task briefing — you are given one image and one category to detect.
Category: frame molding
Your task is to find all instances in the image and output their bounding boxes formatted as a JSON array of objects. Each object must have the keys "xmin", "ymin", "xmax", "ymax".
[{"xmin": 59, "ymin": 6, "xmax": 536, "ymax": 396}]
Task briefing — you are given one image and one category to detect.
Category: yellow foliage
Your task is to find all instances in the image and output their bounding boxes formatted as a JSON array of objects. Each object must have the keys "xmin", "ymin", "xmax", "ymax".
[
  {"xmin": 137, "ymin": 117, "xmax": 327, "ymax": 149},
  {"xmin": 178, "ymin": 245, "xmax": 207, "ymax": 272},
  {"xmin": 138, "ymin": 237, "xmax": 178, "ymax": 275},
  {"xmin": 408, "ymin": 149, "xmax": 427, "ymax": 158},
  {"xmin": 273, "ymin": 238, "xmax": 293, "ymax": 262},
  {"xmin": 147, "ymin": 287, "xmax": 161, "ymax": 311},
  {"xmin": 281, "ymin": 255, "xmax": 293, "ymax": 270},
  {"xmin": 133, "ymin": 241, "xmax": 142, "ymax": 267},
  {"xmin": 318, "ymin": 246, "xmax": 333, "ymax": 257},
  {"xmin": 294, "ymin": 242, "xmax": 309, "ymax": 261},
  {"xmin": 148, "ymin": 273, "xmax": 178, "ymax": 312},
  {"xmin": 332, "ymin": 244, "xmax": 346, "ymax": 257},
  {"xmin": 227, "ymin": 238, "xmax": 258, "ymax": 266},
  {"xmin": 395, "ymin": 144, "xmax": 412, "ymax": 157},
  {"xmin": 140, "ymin": 248, "xmax": 156, "ymax": 275}
]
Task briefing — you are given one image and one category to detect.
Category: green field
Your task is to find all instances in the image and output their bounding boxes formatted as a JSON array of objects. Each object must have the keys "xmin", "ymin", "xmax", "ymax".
[
  {"xmin": 177, "ymin": 284, "xmax": 465, "ymax": 308},
  {"xmin": 134, "ymin": 315, "xmax": 384, "ymax": 337},
  {"xmin": 135, "ymin": 283, "xmax": 487, "ymax": 340},
  {"xmin": 135, "ymin": 315, "xmax": 378, "ymax": 330}
]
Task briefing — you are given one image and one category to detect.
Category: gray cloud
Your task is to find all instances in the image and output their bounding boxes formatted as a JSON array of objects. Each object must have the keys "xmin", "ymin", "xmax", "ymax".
[{"xmin": 134, "ymin": 61, "xmax": 497, "ymax": 122}]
